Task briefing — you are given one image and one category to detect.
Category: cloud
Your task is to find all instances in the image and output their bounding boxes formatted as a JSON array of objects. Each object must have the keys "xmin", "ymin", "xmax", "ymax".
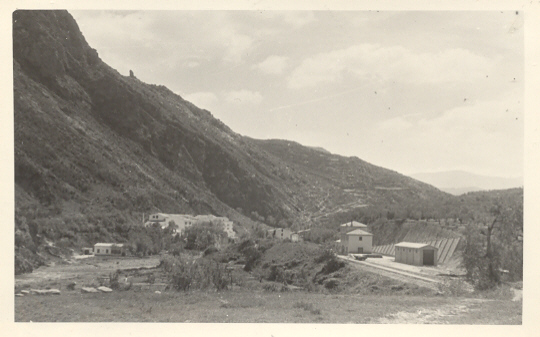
[
  {"xmin": 224, "ymin": 90, "xmax": 263, "ymax": 105},
  {"xmin": 252, "ymin": 55, "xmax": 289, "ymax": 75},
  {"xmin": 183, "ymin": 92, "xmax": 219, "ymax": 110},
  {"xmin": 287, "ymin": 44, "xmax": 496, "ymax": 89},
  {"xmin": 372, "ymin": 89, "xmax": 523, "ymax": 176},
  {"xmin": 280, "ymin": 12, "xmax": 316, "ymax": 28}
]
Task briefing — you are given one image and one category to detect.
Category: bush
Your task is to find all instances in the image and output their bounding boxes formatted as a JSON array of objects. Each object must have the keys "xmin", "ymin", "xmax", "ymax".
[
  {"xmin": 323, "ymin": 278, "xmax": 340, "ymax": 290},
  {"xmin": 109, "ymin": 270, "xmax": 121, "ymax": 290},
  {"xmin": 164, "ymin": 255, "xmax": 230, "ymax": 291},
  {"xmin": 263, "ymin": 283, "xmax": 280, "ymax": 292},
  {"xmin": 321, "ymin": 255, "xmax": 345, "ymax": 274},
  {"xmin": 315, "ymin": 249, "xmax": 335, "ymax": 263}
]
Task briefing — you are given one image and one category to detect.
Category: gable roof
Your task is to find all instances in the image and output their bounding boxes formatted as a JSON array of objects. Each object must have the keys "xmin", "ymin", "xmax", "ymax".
[
  {"xmin": 346, "ymin": 229, "xmax": 373, "ymax": 236},
  {"xmin": 340, "ymin": 221, "xmax": 368, "ymax": 228},
  {"xmin": 395, "ymin": 242, "xmax": 438, "ymax": 249}
]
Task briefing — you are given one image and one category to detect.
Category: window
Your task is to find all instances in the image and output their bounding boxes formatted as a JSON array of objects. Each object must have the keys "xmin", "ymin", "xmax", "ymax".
[
  {"xmin": 97, "ymin": 249, "xmax": 100, "ymax": 253},
  {"xmin": 106, "ymin": 249, "xmax": 109, "ymax": 254},
  {"xmin": 359, "ymin": 236, "xmax": 362, "ymax": 241}
]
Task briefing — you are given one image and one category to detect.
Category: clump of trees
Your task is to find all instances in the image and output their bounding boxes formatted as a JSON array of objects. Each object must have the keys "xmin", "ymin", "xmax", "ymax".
[{"xmin": 182, "ymin": 221, "xmax": 227, "ymax": 251}]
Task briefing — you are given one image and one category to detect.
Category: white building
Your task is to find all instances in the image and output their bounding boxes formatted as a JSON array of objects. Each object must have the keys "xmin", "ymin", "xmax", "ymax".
[
  {"xmin": 94, "ymin": 243, "xmax": 126, "ymax": 256},
  {"xmin": 146, "ymin": 213, "xmax": 236, "ymax": 238},
  {"xmin": 394, "ymin": 242, "xmax": 438, "ymax": 266}
]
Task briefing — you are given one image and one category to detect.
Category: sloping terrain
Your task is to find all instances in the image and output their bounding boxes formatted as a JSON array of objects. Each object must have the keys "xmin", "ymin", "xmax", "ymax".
[{"xmin": 13, "ymin": 10, "xmax": 473, "ymax": 271}]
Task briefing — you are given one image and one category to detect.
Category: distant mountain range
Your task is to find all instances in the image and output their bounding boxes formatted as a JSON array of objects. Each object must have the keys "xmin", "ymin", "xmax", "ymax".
[{"xmin": 410, "ymin": 170, "xmax": 523, "ymax": 195}]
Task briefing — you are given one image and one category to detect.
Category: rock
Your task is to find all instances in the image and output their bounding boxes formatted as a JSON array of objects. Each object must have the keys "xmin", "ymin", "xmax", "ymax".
[
  {"xmin": 155, "ymin": 291, "xmax": 161, "ymax": 294},
  {"xmin": 97, "ymin": 286, "xmax": 113, "ymax": 293},
  {"xmin": 16, "ymin": 294, "xmax": 24, "ymax": 297},
  {"xmin": 81, "ymin": 287, "xmax": 99, "ymax": 293},
  {"xmin": 20, "ymin": 290, "xmax": 30, "ymax": 294},
  {"xmin": 30, "ymin": 288, "xmax": 60, "ymax": 295}
]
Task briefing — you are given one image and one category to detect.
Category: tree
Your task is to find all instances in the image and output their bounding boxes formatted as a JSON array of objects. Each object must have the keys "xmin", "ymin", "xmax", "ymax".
[
  {"xmin": 183, "ymin": 222, "xmax": 226, "ymax": 251},
  {"xmin": 462, "ymin": 197, "xmax": 523, "ymax": 289}
]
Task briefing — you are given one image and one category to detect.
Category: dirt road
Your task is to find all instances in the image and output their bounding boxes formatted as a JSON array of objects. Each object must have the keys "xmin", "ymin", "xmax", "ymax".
[
  {"xmin": 15, "ymin": 256, "xmax": 161, "ymax": 289},
  {"xmin": 338, "ymin": 255, "xmax": 441, "ymax": 290}
]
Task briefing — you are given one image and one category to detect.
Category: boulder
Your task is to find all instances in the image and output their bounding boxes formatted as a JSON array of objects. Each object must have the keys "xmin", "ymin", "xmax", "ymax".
[
  {"xmin": 97, "ymin": 286, "xmax": 113, "ymax": 293},
  {"xmin": 16, "ymin": 294, "xmax": 24, "ymax": 297},
  {"xmin": 20, "ymin": 290, "xmax": 30, "ymax": 294},
  {"xmin": 81, "ymin": 287, "xmax": 99, "ymax": 293}
]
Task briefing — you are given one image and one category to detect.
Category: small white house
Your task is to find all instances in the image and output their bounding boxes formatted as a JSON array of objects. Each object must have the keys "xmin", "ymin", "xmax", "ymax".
[
  {"xmin": 343, "ymin": 229, "xmax": 373, "ymax": 254},
  {"xmin": 94, "ymin": 243, "xmax": 126, "ymax": 256}
]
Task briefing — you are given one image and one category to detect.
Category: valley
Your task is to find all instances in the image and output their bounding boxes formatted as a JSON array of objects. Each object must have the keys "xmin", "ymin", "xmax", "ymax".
[{"xmin": 12, "ymin": 10, "xmax": 524, "ymax": 324}]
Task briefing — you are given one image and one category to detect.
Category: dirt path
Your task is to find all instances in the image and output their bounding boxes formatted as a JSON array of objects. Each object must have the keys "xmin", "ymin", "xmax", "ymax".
[
  {"xmin": 376, "ymin": 298, "xmax": 486, "ymax": 324},
  {"xmin": 338, "ymin": 255, "xmax": 441, "ymax": 290}
]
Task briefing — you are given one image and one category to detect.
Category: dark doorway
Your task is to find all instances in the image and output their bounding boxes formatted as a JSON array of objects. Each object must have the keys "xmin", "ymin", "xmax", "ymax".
[
  {"xmin": 423, "ymin": 249, "xmax": 435, "ymax": 265},
  {"xmin": 357, "ymin": 247, "xmax": 363, "ymax": 253}
]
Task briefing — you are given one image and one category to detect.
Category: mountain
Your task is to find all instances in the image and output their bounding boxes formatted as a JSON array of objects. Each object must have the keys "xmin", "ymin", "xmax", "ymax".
[
  {"xmin": 410, "ymin": 171, "xmax": 523, "ymax": 195},
  {"xmin": 13, "ymin": 10, "xmax": 456, "ymax": 271}
]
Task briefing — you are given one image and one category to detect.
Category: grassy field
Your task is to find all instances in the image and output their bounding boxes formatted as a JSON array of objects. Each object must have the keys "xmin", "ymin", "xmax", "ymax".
[{"xmin": 14, "ymin": 288, "xmax": 521, "ymax": 323}]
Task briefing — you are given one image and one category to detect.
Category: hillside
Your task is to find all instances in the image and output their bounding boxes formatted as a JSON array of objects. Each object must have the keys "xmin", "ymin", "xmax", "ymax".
[{"xmin": 14, "ymin": 10, "xmax": 466, "ymax": 271}]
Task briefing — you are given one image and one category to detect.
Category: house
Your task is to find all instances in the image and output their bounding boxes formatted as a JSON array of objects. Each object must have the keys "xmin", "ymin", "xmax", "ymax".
[
  {"xmin": 267, "ymin": 228, "xmax": 292, "ymax": 240},
  {"xmin": 82, "ymin": 247, "xmax": 93, "ymax": 255},
  {"xmin": 342, "ymin": 229, "xmax": 373, "ymax": 254},
  {"xmin": 146, "ymin": 213, "xmax": 197, "ymax": 233},
  {"xmin": 146, "ymin": 213, "xmax": 237, "ymax": 238},
  {"xmin": 394, "ymin": 242, "xmax": 438, "ymax": 266},
  {"xmin": 94, "ymin": 243, "xmax": 126, "ymax": 256}
]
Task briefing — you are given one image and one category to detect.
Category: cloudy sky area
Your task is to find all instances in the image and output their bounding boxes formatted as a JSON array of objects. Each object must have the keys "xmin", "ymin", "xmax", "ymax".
[{"xmin": 71, "ymin": 10, "xmax": 523, "ymax": 178}]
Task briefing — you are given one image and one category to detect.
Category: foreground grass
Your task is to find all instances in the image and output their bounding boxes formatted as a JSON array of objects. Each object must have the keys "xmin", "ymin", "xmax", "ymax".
[{"xmin": 15, "ymin": 289, "xmax": 521, "ymax": 324}]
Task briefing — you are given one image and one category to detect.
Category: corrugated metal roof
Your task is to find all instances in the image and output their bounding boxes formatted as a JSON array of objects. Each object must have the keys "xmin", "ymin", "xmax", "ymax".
[
  {"xmin": 395, "ymin": 242, "xmax": 437, "ymax": 249},
  {"xmin": 346, "ymin": 229, "xmax": 373, "ymax": 236},
  {"xmin": 340, "ymin": 221, "xmax": 368, "ymax": 228}
]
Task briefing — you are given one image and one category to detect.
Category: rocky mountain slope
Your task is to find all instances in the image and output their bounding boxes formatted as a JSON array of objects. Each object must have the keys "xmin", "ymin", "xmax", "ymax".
[{"xmin": 14, "ymin": 10, "xmax": 459, "ymax": 270}]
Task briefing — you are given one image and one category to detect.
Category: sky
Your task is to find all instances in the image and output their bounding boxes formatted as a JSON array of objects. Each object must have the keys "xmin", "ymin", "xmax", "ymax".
[{"xmin": 71, "ymin": 10, "xmax": 524, "ymax": 178}]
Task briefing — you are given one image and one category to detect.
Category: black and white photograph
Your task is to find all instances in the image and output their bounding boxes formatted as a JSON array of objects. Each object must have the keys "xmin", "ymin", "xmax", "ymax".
[{"xmin": 6, "ymin": 0, "xmax": 539, "ymax": 331}]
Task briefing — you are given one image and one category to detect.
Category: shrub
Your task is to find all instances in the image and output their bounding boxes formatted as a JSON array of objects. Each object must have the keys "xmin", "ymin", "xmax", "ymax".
[
  {"xmin": 315, "ymin": 249, "xmax": 335, "ymax": 263},
  {"xmin": 323, "ymin": 278, "xmax": 340, "ymax": 290},
  {"xmin": 321, "ymin": 255, "xmax": 345, "ymax": 274},
  {"xmin": 109, "ymin": 270, "xmax": 121, "ymax": 290},
  {"xmin": 263, "ymin": 283, "xmax": 280, "ymax": 292},
  {"xmin": 146, "ymin": 273, "xmax": 156, "ymax": 284},
  {"xmin": 164, "ymin": 255, "xmax": 230, "ymax": 291}
]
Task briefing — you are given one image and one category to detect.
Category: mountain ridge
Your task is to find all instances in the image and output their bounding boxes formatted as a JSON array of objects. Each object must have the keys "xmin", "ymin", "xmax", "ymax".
[{"xmin": 14, "ymin": 10, "xmax": 470, "ymax": 272}]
